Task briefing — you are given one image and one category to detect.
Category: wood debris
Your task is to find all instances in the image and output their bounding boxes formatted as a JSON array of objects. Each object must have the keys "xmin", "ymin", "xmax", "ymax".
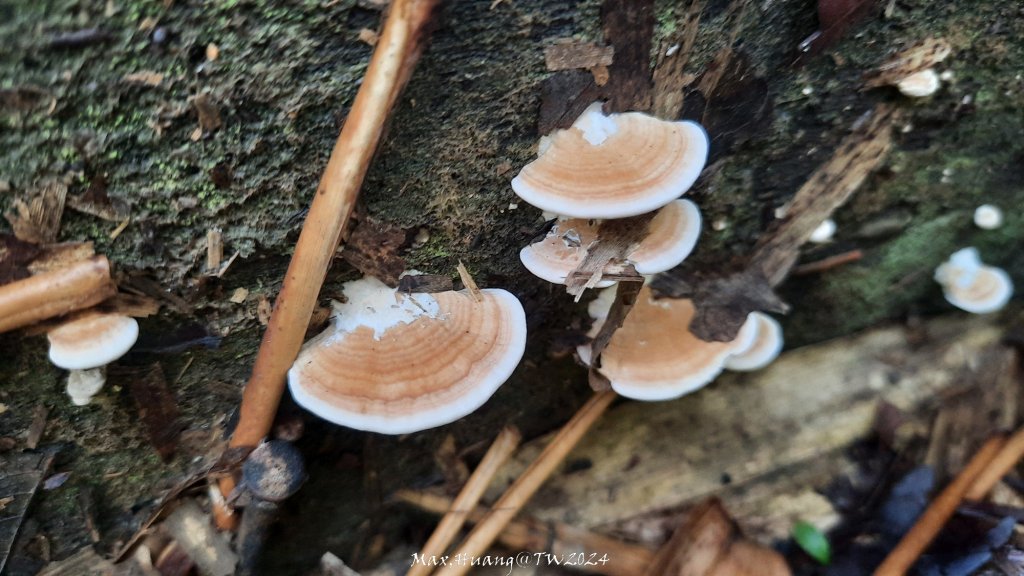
[
  {"xmin": 564, "ymin": 214, "xmax": 652, "ymax": 299},
  {"xmin": 645, "ymin": 498, "xmax": 790, "ymax": 576},
  {"xmin": 191, "ymin": 92, "xmax": 222, "ymax": 132},
  {"xmin": 162, "ymin": 499, "xmax": 237, "ymax": 576},
  {"xmin": 358, "ymin": 28, "xmax": 380, "ymax": 46},
  {"xmin": 257, "ymin": 295, "xmax": 273, "ymax": 325},
  {"xmin": 66, "ymin": 175, "xmax": 126, "ymax": 222},
  {"xmin": 397, "ymin": 273, "xmax": 453, "ymax": 293},
  {"xmin": 863, "ymin": 37, "xmax": 952, "ymax": 89},
  {"xmin": 206, "ymin": 228, "xmax": 223, "ymax": 272},
  {"xmin": 26, "ymin": 405, "xmax": 49, "ymax": 449},
  {"xmin": 433, "ymin": 434, "xmax": 469, "ymax": 495},
  {"xmin": 46, "ymin": 28, "xmax": 114, "ymax": 49},
  {"xmin": 651, "ymin": 0, "xmax": 702, "ymax": 118},
  {"xmin": 206, "ymin": 43, "xmax": 219, "ymax": 61},
  {"xmin": 5, "ymin": 181, "xmax": 67, "ymax": 244},
  {"xmin": 584, "ymin": 278, "xmax": 643, "ymax": 390},
  {"xmin": 599, "ymin": 0, "xmax": 654, "ymax": 112},
  {"xmin": 800, "ymin": 0, "xmax": 877, "ymax": 57},
  {"xmin": 655, "ymin": 104, "xmax": 897, "ymax": 341},
  {"xmin": 0, "ymin": 451, "xmax": 55, "ymax": 573},
  {"xmin": 0, "ymin": 234, "xmax": 41, "ymax": 283},
  {"xmin": 97, "ymin": 292, "xmax": 161, "ymax": 318},
  {"xmin": 35, "ymin": 546, "xmax": 114, "ymax": 576},
  {"xmin": 544, "ymin": 40, "xmax": 614, "ymax": 71},
  {"xmin": 123, "ymin": 364, "xmax": 182, "ymax": 461},
  {"xmin": 456, "ymin": 261, "xmax": 482, "ymax": 302},
  {"xmin": 122, "ymin": 71, "xmax": 164, "ymax": 86},
  {"xmin": 340, "ymin": 218, "xmax": 407, "ymax": 286},
  {"xmin": 0, "ymin": 256, "xmax": 117, "ymax": 333},
  {"xmin": 229, "ymin": 287, "xmax": 248, "ymax": 303},
  {"xmin": 26, "ymin": 242, "xmax": 96, "ymax": 275}
]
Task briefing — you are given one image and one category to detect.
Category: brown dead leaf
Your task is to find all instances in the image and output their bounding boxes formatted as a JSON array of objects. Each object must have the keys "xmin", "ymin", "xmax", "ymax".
[
  {"xmin": 0, "ymin": 234, "xmax": 41, "ymax": 283},
  {"xmin": 191, "ymin": 92, "xmax": 222, "ymax": 132},
  {"xmin": 122, "ymin": 71, "xmax": 164, "ymax": 87},
  {"xmin": 397, "ymin": 274, "xmax": 453, "ymax": 293},
  {"xmin": 863, "ymin": 37, "xmax": 952, "ymax": 88},
  {"xmin": 5, "ymin": 181, "xmax": 67, "ymax": 244},
  {"xmin": 544, "ymin": 40, "xmax": 614, "ymax": 71},
  {"xmin": 120, "ymin": 364, "xmax": 181, "ymax": 462},
  {"xmin": 340, "ymin": 218, "xmax": 407, "ymax": 286},
  {"xmin": 65, "ymin": 174, "xmax": 126, "ymax": 222}
]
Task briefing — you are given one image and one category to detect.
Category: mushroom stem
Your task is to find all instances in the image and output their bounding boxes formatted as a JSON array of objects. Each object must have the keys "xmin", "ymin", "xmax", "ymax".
[
  {"xmin": 66, "ymin": 367, "xmax": 106, "ymax": 406},
  {"xmin": 874, "ymin": 434, "xmax": 1006, "ymax": 576},
  {"xmin": 408, "ymin": 425, "xmax": 521, "ymax": 576},
  {"xmin": 433, "ymin": 391, "xmax": 617, "ymax": 576},
  {"xmin": 215, "ymin": 0, "xmax": 440, "ymax": 528},
  {"xmin": 0, "ymin": 256, "xmax": 116, "ymax": 333},
  {"xmin": 397, "ymin": 488, "xmax": 655, "ymax": 576}
]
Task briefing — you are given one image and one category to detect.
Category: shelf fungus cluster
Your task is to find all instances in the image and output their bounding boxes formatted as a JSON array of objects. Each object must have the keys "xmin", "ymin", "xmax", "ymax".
[
  {"xmin": 934, "ymin": 248, "xmax": 1013, "ymax": 314},
  {"xmin": 287, "ymin": 277, "xmax": 527, "ymax": 434},
  {"xmin": 511, "ymin": 102, "xmax": 783, "ymax": 401}
]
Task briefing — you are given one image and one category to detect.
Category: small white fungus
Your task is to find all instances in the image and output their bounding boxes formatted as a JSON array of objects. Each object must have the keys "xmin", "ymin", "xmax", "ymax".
[{"xmin": 974, "ymin": 204, "xmax": 1003, "ymax": 230}]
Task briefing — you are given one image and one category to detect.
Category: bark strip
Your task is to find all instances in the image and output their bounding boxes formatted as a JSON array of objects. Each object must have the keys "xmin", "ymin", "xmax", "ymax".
[{"xmin": 0, "ymin": 255, "xmax": 116, "ymax": 333}]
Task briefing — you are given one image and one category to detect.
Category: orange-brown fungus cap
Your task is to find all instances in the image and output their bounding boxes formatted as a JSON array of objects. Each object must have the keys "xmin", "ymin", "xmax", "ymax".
[
  {"xmin": 579, "ymin": 286, "xmax": 756, "ymax": 401},
  {"xmin": 520, "ymin": 199, "xmax": 702, "ymax": 286},
  {"xmin": 288, "ymin": 277, "xmax": 527, "ymax": 434},
  {"xmin": 512, "ymin": 103, "xmax": 709, "ymax": 219}
]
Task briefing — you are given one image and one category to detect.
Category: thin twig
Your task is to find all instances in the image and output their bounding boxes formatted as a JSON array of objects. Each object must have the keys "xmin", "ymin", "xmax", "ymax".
[
  {"xmin": 397, "ymin": 489, "xmax": 655, "ymax": 576},
  {"xmin": 965, "ymin": 425, "xmax": 1024, "ymax": 501},
  {"xmin": 874, "ymin": 435, "xmax": 1007, "ymax": 576},
  {"xmin": 433, "ymin": 391, "xmax": 617, "ymax": 576},
  {"xmin": 408, "ymin": 426, "xmax": 521, "ymax": 576},
  {"xmin": 792, "ymin": 249, "xmax": 863, "ymax": 275},
  {"xmin": 214, "ymin": 0, "xmax": 440, "ymax": 529}
]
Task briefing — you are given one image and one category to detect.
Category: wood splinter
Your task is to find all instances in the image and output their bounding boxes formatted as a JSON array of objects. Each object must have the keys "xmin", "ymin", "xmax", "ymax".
[
  {"xmin": 214, "ymin": 0, "xmax": 441, "ymax": 529},
  {"xmin": 0, "ymin": 255, "xmax": 117, "ymax": 334}
]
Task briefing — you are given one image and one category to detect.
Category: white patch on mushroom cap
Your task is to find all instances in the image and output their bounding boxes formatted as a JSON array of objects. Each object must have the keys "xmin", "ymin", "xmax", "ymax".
[
  {"xmin": 571, "ymin": 101, "xmax": 619, "ymax": 146},
  {"xmin": 329, "ymin": 277, "xmax": 441, "ymax": 341}
]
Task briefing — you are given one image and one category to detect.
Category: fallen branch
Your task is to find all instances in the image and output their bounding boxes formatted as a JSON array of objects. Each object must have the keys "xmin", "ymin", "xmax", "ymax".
[
  {"xmin": 0, "ymin": 255, "xmax": 116, "ymax": 333},
  {"xmin": 408, "ymin": 426, "xmax": 522, "ymax": 576},
  {"xmin": 397, "ymin": 488, "xmax": 654, "ymax": 576},
  {"xmin": 215, "ymin": 0, "xmax": 440, "ymax": 529},
  {"xmin": 965, "ymin": 424, "xmax": 1024, "ymax": 500},
  {"xmin": 874, "ymin": 434, "xmax": 1007, "ymax": 576},
  {"xmin": 433, "ymin": 391, "xmax": 617, "ymax": 576}
]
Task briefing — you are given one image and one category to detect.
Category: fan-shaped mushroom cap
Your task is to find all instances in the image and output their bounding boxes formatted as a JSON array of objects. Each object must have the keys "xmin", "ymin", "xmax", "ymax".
[
  {"xmin": 520, "ymin": 199, "xmax": 702, "ymax": 286},
  {"xmin": 47, "ymin": 312, "xmax": 139, "ymax": 370},
  {"xmin": 724, "ymin": 312, "xmax": 783, "ymax": 372},
  {"xmin": 578, "ymin": 285, "xmax": 757, "ymax": 401},
  {"xmin": 934, "ymin": 248, "xmax": 1013, "ymax": 314},
  {"xmin": 511, "ymin": 102, "xmax": 709, "ymax": 219},
  {"xmin": 288, "ymin": 277, "xmax": 527, "ymax": 434}
]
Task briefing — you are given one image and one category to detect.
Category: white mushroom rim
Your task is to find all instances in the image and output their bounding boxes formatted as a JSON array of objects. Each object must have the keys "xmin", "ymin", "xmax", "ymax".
[
  {"xmin": 519, "ymin": 199, "xmax": 703, "ymax": 286},
  {"xmin": 511, "ymin": 102, "xmax": 710, "ymax": 219},
  {"xmin": 724, "ymin": 312, "xmax": 784, "ymax": 372},
  {"xmin": 287, "ymin": 277, "xmax": 527, "ymax": 434}
]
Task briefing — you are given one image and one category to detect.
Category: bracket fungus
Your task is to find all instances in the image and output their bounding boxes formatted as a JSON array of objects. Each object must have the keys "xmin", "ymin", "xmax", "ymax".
[
  {"xmin": 578, "ymin": 285, "xmax": 758, "ymax": 401},
  {"xmin": 520, "ymin": 199, "xmax": 702, "ymax": 287},
  {"xmin": 723, "ymin": 312, "xmax": 784, "ymax": 372},
  {"xmin": 287, "ymin": 277, "xmax": 527, "ymax": 434},
  {"xmin": 896, "ymin": 68, "xmax": 941, "ymax": 98},
  {"xmin": 46, "ymin": 312, "xmax": 139, "ymax": 405},
  {"xmin": 934, "ymin": 248, "xmax": 1013, "ymax": 314},
  {"xmin": 511, "ymin": 102, "xmax": 709, "ymax": 219}
]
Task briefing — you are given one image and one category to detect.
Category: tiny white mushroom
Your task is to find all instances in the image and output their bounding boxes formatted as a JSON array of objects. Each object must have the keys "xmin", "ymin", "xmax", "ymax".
[
  {"xmin": 974, "ymin": 204, "xmax": 1003, "ymax": 230},
  {"xmin": 809, "ymin": 219, "xmax": 837, "ymax": 243},
  {"xmin": 897, "ymin": 68, "xmax": 940, "ymax": 98}
]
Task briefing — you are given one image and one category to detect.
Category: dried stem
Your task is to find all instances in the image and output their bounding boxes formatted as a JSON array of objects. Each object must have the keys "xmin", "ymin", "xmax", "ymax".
[
  {"xmin": 965, "ymin": 424, "xmax": 1024, "ymax": 500},
  {"xmin": 433, "ymin": 391, "xmax": 617, "ymax": 576},
  {"xmin": 215, "ymin": 0, "xmax": 440, "ymax": 529},
  {"xmin": 408, "ymin": 426, "xmax": 522, "ymax": 576},
  {"xmin": 397, "ymin": 488, "xmax": 654, "ymax": 576},
  {"xmin": 0, "ymin": 255, "xmax": 116, "ymax": 333},
  {"xmin": 874, "ymin": 435, "xmax": 1006, "ymax": 576}
]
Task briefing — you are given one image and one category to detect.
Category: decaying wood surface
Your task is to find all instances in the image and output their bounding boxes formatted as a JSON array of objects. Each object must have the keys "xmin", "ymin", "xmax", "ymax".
[{"xmin": 486, "ymin": 315, "xmax": 1005, "ymax": 535}]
